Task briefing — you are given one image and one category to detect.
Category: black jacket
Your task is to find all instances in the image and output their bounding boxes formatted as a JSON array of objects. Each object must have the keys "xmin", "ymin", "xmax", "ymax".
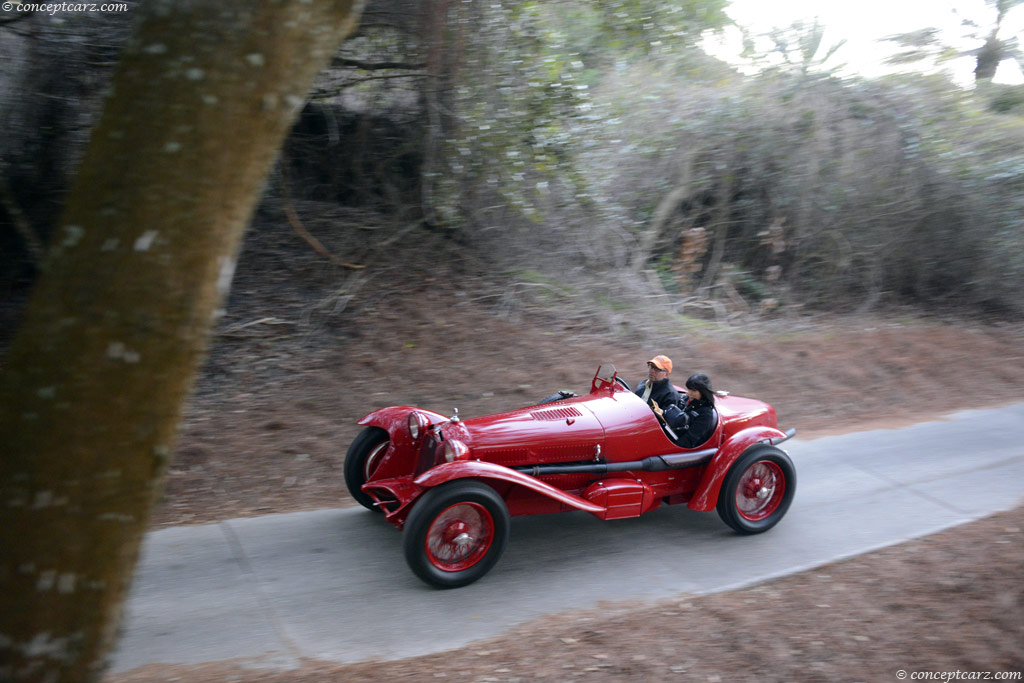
[
  {"xmin": 634, "ymin": 378, "xmax": 680, "ymax": 411},
  {"xmin": 663, "ymin": 397, "xmax": 716, "ymax": 448}
]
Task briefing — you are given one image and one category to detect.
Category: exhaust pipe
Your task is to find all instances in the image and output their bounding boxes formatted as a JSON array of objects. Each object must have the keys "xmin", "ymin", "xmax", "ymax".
[{"xmin": 513, "ymin": 447, "xmax": 718, "ymax": 477}]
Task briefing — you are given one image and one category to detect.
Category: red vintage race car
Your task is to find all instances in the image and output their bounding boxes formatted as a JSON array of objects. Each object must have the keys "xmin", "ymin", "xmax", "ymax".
[{"xmin": 345, "ymin": 365, "xmax": 796, "ymax": 588}]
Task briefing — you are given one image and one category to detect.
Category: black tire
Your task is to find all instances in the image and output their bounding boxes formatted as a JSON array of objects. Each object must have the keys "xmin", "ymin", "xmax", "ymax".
[
  {"xmin": 344, "ymin": 426, "xmax": 389, "ymax": 511},
  {"xmin": 716, "ymin": 445, "xmax": 796, "ymax": 535},
  {"xmin": 403, "ymin": 480, "xmax": 510, "ymax": 589}
]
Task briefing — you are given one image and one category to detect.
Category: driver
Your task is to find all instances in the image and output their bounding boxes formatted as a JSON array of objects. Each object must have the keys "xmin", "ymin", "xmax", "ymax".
[{"xmin": 635, "ymin": 355, "xmax": 680, "ymax": 415}]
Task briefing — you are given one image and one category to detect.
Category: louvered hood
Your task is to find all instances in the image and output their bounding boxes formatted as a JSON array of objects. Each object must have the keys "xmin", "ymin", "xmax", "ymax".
[{"xmin": 456, "ymin": 400, "xmax": 606, "ymax": 467}]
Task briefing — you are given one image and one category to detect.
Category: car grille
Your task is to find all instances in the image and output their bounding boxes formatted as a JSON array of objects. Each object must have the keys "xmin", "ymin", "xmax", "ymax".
[{"xmin": 416, "ymin": 433, "xmax": 440, "ymax": 474}]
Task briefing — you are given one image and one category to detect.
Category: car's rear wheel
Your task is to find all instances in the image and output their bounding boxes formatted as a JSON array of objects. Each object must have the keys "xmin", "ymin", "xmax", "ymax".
[
  {"xmin": 716, "ymin": 445, "xmax": 795, "ymax": 534},
  {"xmin": 403, "ymin": 480, "xmax": 510, "ymax": 589},
  {"xmin": 344, "ymin": 426, "xmax": 389, "ymax": 511}
]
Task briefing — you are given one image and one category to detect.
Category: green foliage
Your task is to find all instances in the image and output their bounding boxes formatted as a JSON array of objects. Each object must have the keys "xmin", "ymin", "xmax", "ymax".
[
  {"xmin": 432, "ymin": 2, "xmax": 587, "ymax": 227},
  {"xmin": 981, "ymin": 83, "xmax": 1024, "ymax": 114},
  {"xmin": 537, "ymin": 0, "xmax": 732, "ymax": 68},
  {"xmin": 433, "ymin": 0, "xmax": 734, "ymax": 236}
]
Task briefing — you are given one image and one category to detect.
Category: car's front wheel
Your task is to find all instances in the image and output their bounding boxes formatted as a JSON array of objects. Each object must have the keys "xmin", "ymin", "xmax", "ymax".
[
  {"xmin": 716, "ymin": 445, "xmax": 796, "ymax": 534},
  {"xmin": 403, "ymin": 480, "xmax": 510, "ymax": 589},
  {"xmin": 344, "ymin": 426, "xmax": 389, "ymax": 511}
]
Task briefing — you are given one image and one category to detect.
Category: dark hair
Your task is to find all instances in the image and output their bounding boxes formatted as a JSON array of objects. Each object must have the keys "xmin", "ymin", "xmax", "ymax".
[{"xmin": 685, "ymin": 373, "xmax": 714, "ymax": 406}]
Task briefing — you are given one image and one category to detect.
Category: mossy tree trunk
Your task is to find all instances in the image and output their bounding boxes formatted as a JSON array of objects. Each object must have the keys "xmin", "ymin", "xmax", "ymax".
[{"xmin": 0, "ymin": 1, "xmax": 363, "ymax": 681}]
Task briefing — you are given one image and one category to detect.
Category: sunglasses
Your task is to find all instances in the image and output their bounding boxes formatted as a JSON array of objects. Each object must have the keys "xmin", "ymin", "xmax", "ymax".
[{"xmin": 647, "ymin": 364, "xmax": 667, "ymax": 372}]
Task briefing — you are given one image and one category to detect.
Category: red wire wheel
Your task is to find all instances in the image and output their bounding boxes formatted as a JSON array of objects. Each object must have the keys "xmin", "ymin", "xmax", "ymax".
[
  {"xmin": 717, "ymin": 445, "xmax": 796, "ymax": 534},
  {"xmin": 735, "ymin": 460, "xmax": 786, "ymax": 521},
  {"xmin": 424, "ymin": 502, "xmax": 495, "ymax": 572},
  {"xmin": 404, "ymin": 481, "xmax": 510, "ymax": 588}
]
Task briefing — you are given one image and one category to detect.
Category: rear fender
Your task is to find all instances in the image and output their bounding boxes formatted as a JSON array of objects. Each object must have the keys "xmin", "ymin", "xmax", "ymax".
[
  {"xmin": 687, "ymin": 426, "xmax": 789, "ymax": 512},
  {"xmin": 414, "ymin": 461, "xmax": 606, "ymax": 515}
]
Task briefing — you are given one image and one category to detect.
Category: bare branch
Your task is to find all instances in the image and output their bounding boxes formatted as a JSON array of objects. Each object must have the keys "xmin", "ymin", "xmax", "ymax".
[
  {"xmin": 331, "ymin": 56, "xmax": 425, "ymax": 70},
  {"xmin": 279, "ymin": 170, "xmax": 366, "ymax": 270}
]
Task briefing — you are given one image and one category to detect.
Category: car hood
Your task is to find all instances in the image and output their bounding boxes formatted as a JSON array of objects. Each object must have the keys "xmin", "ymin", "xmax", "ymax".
[{"xmin": 451, "ymin": 398, "xmax": 606, "ymax": 467}]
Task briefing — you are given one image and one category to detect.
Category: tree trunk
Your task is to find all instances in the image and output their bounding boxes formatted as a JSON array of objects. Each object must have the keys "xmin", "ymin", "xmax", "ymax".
[
  {"xmin": 0, "ymin": 2, "xmax": 363, "ymax": 681},
  {"xmin": 974, "ymin": 33, "xmax": 1003, "ymax": 81},
  {"xmin": 629, "ymin": 152, "xmax": 695, "ymax": 273},
  {"xmin": 699, "ymin": 183, "xmax": 734, "ymax": 291}
]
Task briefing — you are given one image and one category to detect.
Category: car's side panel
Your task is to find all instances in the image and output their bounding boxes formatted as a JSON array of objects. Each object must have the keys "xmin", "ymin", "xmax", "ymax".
[
  {"xmin": 581, "ymin": 390, "xmax": 678, "ymax": 461},
  {"xmin": 501, "ymin": 482, "xmax": 580, "ymax": 516},
  {"xmin": 686, "ymin": 425, "xmax": 789, "ymax": 512},
  {"xmin": 631, "ymin": 467, "xmax": 706, "ymax": 502},
  {"xmin": 583, "ymin": 479, "xmax": 659, "ymax": 519},
  {"xmin": 414, "ymin": 460, "xmax": 606, "ymax": 515}
]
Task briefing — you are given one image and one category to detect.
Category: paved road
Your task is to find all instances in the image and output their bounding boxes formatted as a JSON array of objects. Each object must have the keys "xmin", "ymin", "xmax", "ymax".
[{"xmin": 110, "ymin": 403, "xmax": 1024, "ymax": 673}]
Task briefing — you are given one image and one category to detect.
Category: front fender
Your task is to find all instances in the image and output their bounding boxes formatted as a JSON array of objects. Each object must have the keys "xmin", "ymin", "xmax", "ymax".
[
  {"xmin": 687, "ymin": 425, "xmax": 789, "ymax": 512},
  {"xmin": 415, "ymin": 461, "xmax": 605, "ymax": 515},
  {"xmin": 358, "ymin": 406, "xmax": 449, "ymax": 438},
  {"xmin": 354, "ymin": 407, "xmax": 448, "ymax": 483}
]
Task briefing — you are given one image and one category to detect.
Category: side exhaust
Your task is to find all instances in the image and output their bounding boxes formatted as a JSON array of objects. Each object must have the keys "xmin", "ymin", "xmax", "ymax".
[{"xmin": 512, "ymin": 447, "xmax": 718, "ymax": 477}]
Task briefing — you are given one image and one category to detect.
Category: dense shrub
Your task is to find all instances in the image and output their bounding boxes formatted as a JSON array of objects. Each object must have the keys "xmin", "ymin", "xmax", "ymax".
[{"xmin": 563, "ymin": 69, "xmax": 1024, "ymax": 317}]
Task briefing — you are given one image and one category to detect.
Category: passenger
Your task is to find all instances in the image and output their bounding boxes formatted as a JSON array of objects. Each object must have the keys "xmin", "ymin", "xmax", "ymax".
[
  {"xmin": 663, "ymin": 373, "xmax": 717, "ymax": 448},
  {"xmin": 635, "ymin": 354, "xmax": 681, "ymax": 414}
]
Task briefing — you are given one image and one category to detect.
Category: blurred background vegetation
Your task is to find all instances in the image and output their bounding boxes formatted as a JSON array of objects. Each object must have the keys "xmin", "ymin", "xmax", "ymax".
[{"xmin": 3, "ymin": 0, "xmax": 1024, "ymax": 341}]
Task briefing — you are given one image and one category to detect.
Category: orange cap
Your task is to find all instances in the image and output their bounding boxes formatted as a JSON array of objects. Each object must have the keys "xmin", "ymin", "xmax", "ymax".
[{"xmin": 647, "ymin": 355, "xmax": 673, "ymax": 374}]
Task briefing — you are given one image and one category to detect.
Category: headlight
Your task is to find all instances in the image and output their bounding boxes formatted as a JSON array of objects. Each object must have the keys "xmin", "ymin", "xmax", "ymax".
[
  {"xmin": 407, "ymin": 411, "xmax": 429, "ymax": 439},
  {"xmin": 443, "ymin": 439, "xmax": 469, "ymax": 462}
]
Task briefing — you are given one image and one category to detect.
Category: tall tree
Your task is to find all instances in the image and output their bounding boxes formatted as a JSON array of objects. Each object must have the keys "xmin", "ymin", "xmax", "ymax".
[
  {"xmin": 967, "ymin": 0, "xmax": 1024, "ymax": 80},
  {"xmin": 0, "ymin": 1, "xmax": 363, "ymax": 681}
]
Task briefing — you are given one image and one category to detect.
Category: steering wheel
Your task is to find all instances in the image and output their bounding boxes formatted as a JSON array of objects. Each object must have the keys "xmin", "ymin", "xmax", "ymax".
[{"xmin": 614, "ymin": 375, "xmax": 631, "ymax": 391}]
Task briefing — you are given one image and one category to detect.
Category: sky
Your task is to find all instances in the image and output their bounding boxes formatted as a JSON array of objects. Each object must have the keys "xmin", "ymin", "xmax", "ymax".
[{"xmin": 704, "ymin": 0, "xmax": 1024, "ymax": 85}]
